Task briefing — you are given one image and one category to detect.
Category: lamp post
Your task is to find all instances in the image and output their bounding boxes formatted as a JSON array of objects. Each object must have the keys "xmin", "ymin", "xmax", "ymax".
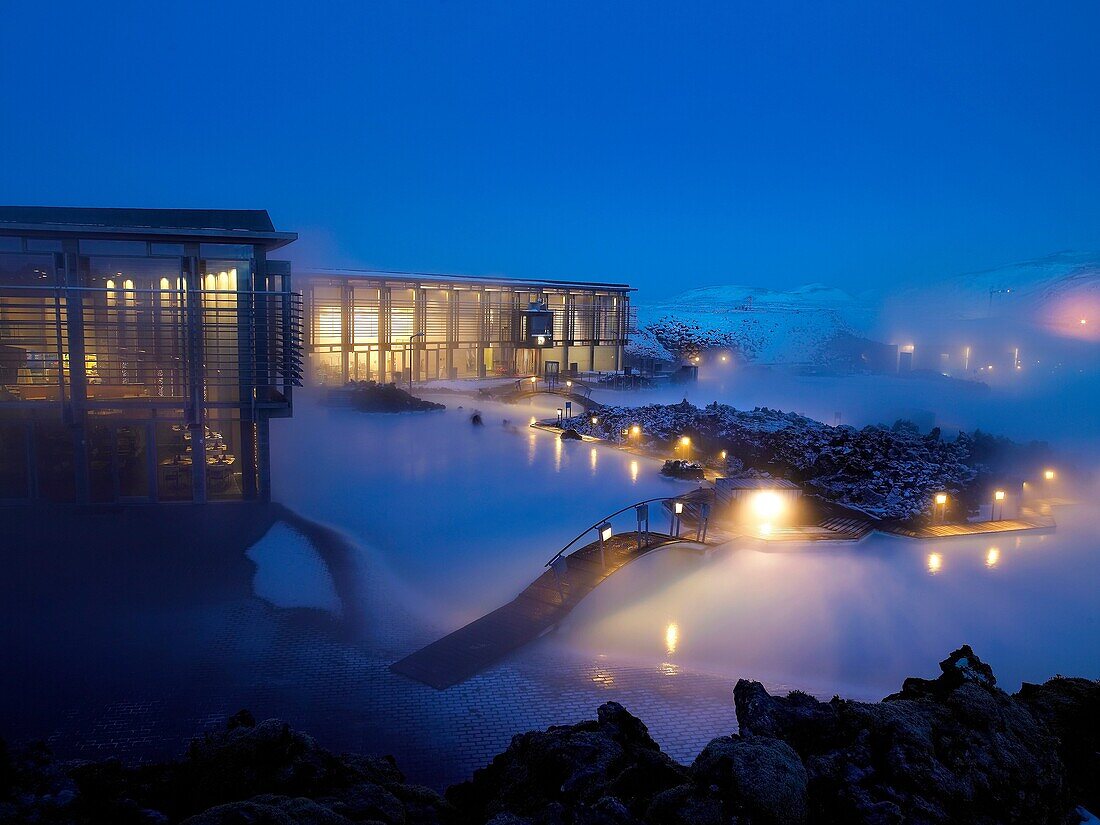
[
  {"xmin": 597, "ymin": 521, "xmax": 613, "ymax": 567},
  {"xmin": 636, "ymin": 503, "xmax": 650, "ymax": 548},
  {"xmin": 934, "ymin": 493, "xmax": 948, "ymax": 524},
  {"xmin": 556, "ymin": 408, "xmax": 564, "ymax": 426},
  {"xmin": 407, "ymin": 332, "xmax": 425, "ymax": 393},
  {"xmin": 992, "ymin": 489, "xmax": 1005, "ymax": 521},
  {"xmin": 670, "ymin": 500, "xmax": 684, "ymax": 536}
]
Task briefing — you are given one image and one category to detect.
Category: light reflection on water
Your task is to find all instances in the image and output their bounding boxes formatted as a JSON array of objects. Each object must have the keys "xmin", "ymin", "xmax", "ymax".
[
  {"xmin": 271, "ymin": 389, "xmax": 1099, "ymax": 700},
  {"xmin": 556, "ymin": 505, "xmax": 1100, "ymax": 699},
  {"xmin": 271, "ymin": 391, "xmax": 679, "ymax": 623}
]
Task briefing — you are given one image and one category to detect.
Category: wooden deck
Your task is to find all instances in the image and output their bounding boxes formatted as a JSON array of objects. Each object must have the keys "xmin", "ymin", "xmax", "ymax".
[
  {"xmin": 390, "ymin": 531, "xmax": 697, "ymax": 689},
  {"xmin": 880, "ymin": 517, "xmax": 1055, "ymax": 539}
]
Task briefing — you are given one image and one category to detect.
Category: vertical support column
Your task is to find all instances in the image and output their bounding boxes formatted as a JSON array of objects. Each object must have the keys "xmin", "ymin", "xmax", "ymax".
[
  {"xmin": 562, "ymin": 293, "xmax": 571, "ymax": 377},
  {"xmin": 445, "ymin": 287, "xmax": 455, "ymax": 379},
  {"xmin": 62, "ymin": 242, "xmax": 90, "ymax": 503},
  {"xmin": 184, "ymin": 245, "xmax": 206, "ymax": 503},
  {"xmin": 590, "ymin": 295, "xmax": 598, "ymax": 373},
  {"xmin": 477, "ymin": 288, "xmax": 487, "ymax": 378},
  {"xmin": 341, "ymin": 281, "xmax": 353, "ymax": 384},
  {"xmin": 379, "ymin": 285, "xmax": 391, "ymax": 382},
  {"xmin": 255, "ymin": 418, "xmax": 271, "ymax": 502}
]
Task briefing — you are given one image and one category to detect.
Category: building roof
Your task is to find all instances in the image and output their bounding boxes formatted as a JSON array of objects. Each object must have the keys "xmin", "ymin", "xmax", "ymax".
[
  {"xmin": 301, "ymin": 267, "xmax": 633, "ymax": 292},
  {"xmin": 715, "ymin": 476, "xmax": 802, "ymax": 490},
  {"xmin": 0, "ymin": 206, "xmax": 297, "ymax": 250}
]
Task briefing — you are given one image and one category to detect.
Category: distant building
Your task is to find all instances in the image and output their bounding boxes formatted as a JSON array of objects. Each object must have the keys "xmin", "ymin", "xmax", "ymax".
[
  {"xmin": 0, "ymin": 207, "xmax": 300, "ymax": 503},
  {"xmin": 298, "ymin": 270, "xmax": 634, "ymax": 384}
]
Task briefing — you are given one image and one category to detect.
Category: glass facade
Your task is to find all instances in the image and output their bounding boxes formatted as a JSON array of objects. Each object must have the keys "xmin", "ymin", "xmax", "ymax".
[
  {"xmin": 0, "ymin": 219, "xmax": 300, "ymax": 504},
  {"xmin": 302, "ymin": 274, "xmax": 634, "ymax": 385}
]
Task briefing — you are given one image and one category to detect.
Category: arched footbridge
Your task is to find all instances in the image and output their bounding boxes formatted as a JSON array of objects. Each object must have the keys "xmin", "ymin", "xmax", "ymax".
[
  {"xmin": 390, "ymin": 492, "xmax": 717, "ymax": 689},
  {"xmin": 481, "ymin": 376, "xmax": 602, "ymax": 412}
]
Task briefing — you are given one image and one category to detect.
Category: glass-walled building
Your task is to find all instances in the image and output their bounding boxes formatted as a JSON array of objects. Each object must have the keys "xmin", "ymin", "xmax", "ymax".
[
  {"xmin": 300, "ymin": 269, "xmax": 634, "ymax": 385},
  {"xmin": 0, "ymin": 207, "xmax": 301, "ymax": 503}
]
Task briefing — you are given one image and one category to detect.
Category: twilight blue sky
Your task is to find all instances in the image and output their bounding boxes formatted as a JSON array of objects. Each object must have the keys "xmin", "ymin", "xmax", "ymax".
[{"xmin": 1, "ymin": 1, "xmax": 1098, "ymax": 298}]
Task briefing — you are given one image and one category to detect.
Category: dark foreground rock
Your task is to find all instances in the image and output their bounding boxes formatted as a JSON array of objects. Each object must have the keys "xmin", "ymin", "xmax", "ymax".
[
  {"xmin": 660, "ymin": 459, "xmax": 705, "ymax": 480},
  {"xmin": 343, "ymin": 381, "xmax": 445, "ymax": 413},
  {"xmin": 2, "ymin": 648, "xmax": 1097, "ymax": 824}
]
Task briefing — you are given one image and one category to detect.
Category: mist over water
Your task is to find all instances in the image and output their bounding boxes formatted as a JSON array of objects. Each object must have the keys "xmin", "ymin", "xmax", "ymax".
[{"xmin": 268, "ymin": 374, "xmax": 1099, "ymax": 698}]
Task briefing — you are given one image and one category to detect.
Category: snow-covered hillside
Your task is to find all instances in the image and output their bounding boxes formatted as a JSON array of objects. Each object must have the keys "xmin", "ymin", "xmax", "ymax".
[
  {"xmin": 631, "ymin": 251, "xmax": 1100, "ymax": 367},
  {"xmin": 632, "ymin": 283, "xmax": 873, "ymax": 364}
]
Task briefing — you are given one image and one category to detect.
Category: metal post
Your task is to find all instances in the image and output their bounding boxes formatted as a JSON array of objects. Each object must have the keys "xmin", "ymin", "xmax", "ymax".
[{"xmin": 408, "ymin": 332, "xmax": 425, "ymax": 393}]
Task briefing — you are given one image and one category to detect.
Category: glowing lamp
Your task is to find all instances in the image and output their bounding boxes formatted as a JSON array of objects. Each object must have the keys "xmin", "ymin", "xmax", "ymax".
[
  {"xmin": 598, "ymin": 522, "xmax": 613, "ymax": 543},
  {"xmin": 679, "ymin": 436, "xmax": 691, "ymax": 447},
  {"xmin": 591, "ymin": 416, "xmax": 599, "ymax": 424},
  {"xmin": 720, "ymin": 450, "xmax": 727, "ymax": 459},
  {"xmin": 566, "ymin": 380, "xmax": 572, "ymax": 386},
  {"xmin": 751, "ymin": 491, "xmax": 784, "ymax": 520},
  {"xmin": 994, "ymin": 490, "xmax": 1006, "ymax": 501},
  {"xmin": 530, "ymin": 376, "xmax": 538, "ymax": 383},
  {"xmin": 673, "ymin": 501, "xmax": 684, "ymax": 515},
  {"xmin": 720, "ymin": 355, "xmax": 728, "ymax": 362},
  {"xmin": 630, "ymin": 424, "xmax": 641, "ymax": 436},
  {"xmin": 935, "ymin": 493, "xmax": 948, "ymax": 505},
  {"xmin": 1044, "ymin": 470, "xmax": 1055, "ymax": 480}
]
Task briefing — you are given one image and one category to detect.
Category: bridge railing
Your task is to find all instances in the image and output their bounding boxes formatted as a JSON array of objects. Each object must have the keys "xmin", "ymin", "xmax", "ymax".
[
  {"xmin": 512, "ymin": 376, "xmax": 593, "ymax": 399},
  {"xmin": 544, "ymin": 496, "xmax": 684, "ymax": 568}
]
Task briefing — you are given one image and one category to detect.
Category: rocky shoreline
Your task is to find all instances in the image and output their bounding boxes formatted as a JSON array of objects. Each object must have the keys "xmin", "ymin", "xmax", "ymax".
[{"xmin": 2, "ymin": 647, "xmax": 1096, "ymax": 824}]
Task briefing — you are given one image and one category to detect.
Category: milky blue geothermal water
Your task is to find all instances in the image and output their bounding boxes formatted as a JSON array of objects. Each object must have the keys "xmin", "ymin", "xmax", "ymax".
[{"xmin": 270, "ymin": 385, "xmax": 1099, "ymax": 700}]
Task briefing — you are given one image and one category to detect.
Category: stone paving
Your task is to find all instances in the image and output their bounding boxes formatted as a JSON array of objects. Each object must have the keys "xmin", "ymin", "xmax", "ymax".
[{"xmin": 0, "ymin": 505, "xmax": 783, "ymax": 791}]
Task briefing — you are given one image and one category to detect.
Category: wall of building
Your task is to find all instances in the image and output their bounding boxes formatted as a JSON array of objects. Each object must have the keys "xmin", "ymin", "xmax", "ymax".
[
  {"xmin": 302, "ymin": 275, "xmax": 631, "ymax": 385},
  {"xmin": 0, "ymin": 236, "xmax": 298, "ymax": 503}
]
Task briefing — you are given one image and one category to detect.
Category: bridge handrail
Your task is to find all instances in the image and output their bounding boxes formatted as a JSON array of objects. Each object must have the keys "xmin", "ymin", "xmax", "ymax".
[{"xmin": 544, "ymin": 496, "xmax": 679, "ymax": 568}]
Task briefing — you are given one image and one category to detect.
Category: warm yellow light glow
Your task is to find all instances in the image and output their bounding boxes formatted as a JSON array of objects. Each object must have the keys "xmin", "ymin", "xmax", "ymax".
[
  {"xmin": 566, "ymin": 380, "xmax": 572, "ymax": 386},
  {"xmin": 105, "ymin": 279, "xmax": 115, "ymax": 290},
  {"xmin": 928, "ymin": 552, "xmax": 942, "ymax": 573},
  {"xmin": 679, "ymin": 436, "xmax": 691, "ymax": 447},
  {"xmin": 994, "ymin": 490, "xmax": 1006, "ymax": 501},
  {"xmin": 1081, "ymin": 318, "xmax": 1088, "ymax": 326},
  {"xmin": 530, "ymin": 376, "xmax": 538, "ymax": 383},
  {"xmin": 673, "ymin": 501, "xmax": 684, "ymax": 514},
  {"xmin": 759, "ymin": 523, "xmax": 773, "ymax": 535},
  {"xmin": 529, "ymin": 416, "xmax": 536, "ymax": 425},
  {"xmin": 630, "ymin": 424, "xmax": 641, "ymax": 436},
  {"xmin": 720, "ymin": 355, "xmax": 728, "ymax": 362},
  {"xmin": 1044, "ymin": 469, "xmax": 1056, "ymax": 480},
  {"xmin": 590, "ymin": 416, "xmax": 599, "ymax": 424},
  {"xmin": 986, "ymin": 547, "xmax": 1000, "ymax": 568},
  {"xmin": 692, "ymin": 356, "xmax": 700, "ymax": 363},
  {"xmin": 630, "ymin": 460, "xmax": 639, "ymax": 482},
  {"xmin": 751, "ymin": 490, "xmax": 784, "ymax": 520},
  {"xmin": 159, "ymin": 277, "xmax": 170, "ymax": 291},
  {"xmin": 600, "ymin": 525, "xmax": 613, "ymax": 542},
  {"xmin": 665, "ymin": 623, "xmax": 679, "ymax": 655},
  {"xmin": 590, "ymin": 448, "xmax": 598, "ymax": 471},
  {"xmin": 935, "ymin": 493, "xmax": 948, "ymax": 505},
  {"xmin": 720, "ymin": 450, "xmax": 727, "ymax": 459}
]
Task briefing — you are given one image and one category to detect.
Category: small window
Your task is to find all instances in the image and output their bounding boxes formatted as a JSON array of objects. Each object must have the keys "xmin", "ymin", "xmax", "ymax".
[
  {"xmin": 0, "ymin": 236, "xmax": 22, "ymax": 252},
  {"xmin": 199, "ymin": 243, "xmax": 252, "ymax": 260},
  {"xmin": 25, "ymin": 239, "xmax": 62, "ymax": 253},
  {"xmin": 79, "ymin": 239, "xmax": 149, "ymax": 256},
  {"xmin": 151, "ymin": 243, "xmax": 185, "ymax": 256}
]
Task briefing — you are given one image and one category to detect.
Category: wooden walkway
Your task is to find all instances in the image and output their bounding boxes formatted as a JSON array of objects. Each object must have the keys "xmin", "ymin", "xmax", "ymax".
[
  {"xmin": 390, "ymin": 531, "xmax": 696, "ymax": 689},
  {"xmin": 880, "ymin": 517, "xmax": 1055, "ymax": 539}
]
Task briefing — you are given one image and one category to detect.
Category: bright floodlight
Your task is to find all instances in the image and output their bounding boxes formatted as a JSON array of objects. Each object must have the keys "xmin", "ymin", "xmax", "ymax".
[
  {"xmin": 935, "ymin": 493, "xmax": 948, "ymax": 505},
  {"xmin": 720, "ymin": 450, "xmax": 727, "ymax": 459},
  {"xmin": 720, "ymin": 354, "xmax": 728, "ymax": 362},
  {"xmin": 994, "ymin": 490, "xmax": 1006, "ymax": 501},
  {"xmin": 598, "ymin": 522, "xmax": 613, "ymax": 542},
  {"xmin": 1044, "ymin": 469, "xmax": 1056, "ymax": 480},
  {"xmin": 630, "ymin": 424, "xmax": 641, "ymax": 436},
  {"xmin": 530, "ymin": 376, "xmax": 537, "ymax": 383},
  {"xmin": 679, "ymin": 436, "xmax": 691, "ymax": 447},
  {"xmin": 1081, "ymin": 318, "xmax": 1087, "ymax": 325},
  {"xmin": 591, "ymin": 416, "xmax": 599, "ymax": 424},
  {"xmin": 673, "ymin": 501, "xmax": 684, "ymax": 515},
  {"xmin": 751, "ymin": 491, "xmax": 784, "ymax": 520},
  {"xmin": 566, "ymin": 380, "xmax": 572, "ymax": 386}
]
